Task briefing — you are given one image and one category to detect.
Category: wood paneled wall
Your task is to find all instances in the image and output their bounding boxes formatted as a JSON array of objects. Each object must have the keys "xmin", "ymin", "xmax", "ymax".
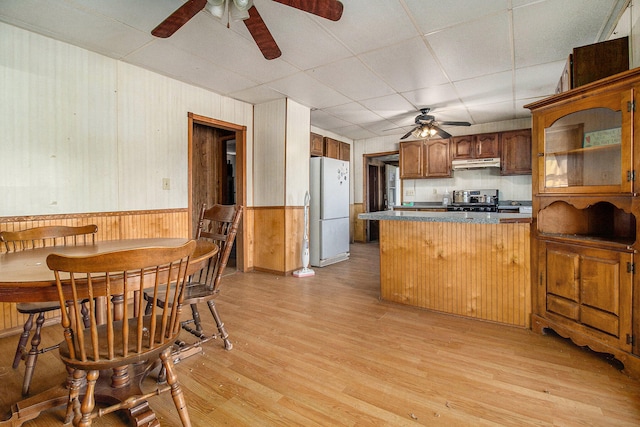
[
  {"xmin": 352, "ymin": 203, "xmax": 365, "ymax": 242},
  {"xmin": 0, "ymin": 209, "xmax": 188, "ymax": 335},
  {"xmin": 250, "ymin": 207, "xmax": 304, "ymax": 274},
  {"xmin": 379, "ymin": 220, "xmax": 531, "ymax": 328}
]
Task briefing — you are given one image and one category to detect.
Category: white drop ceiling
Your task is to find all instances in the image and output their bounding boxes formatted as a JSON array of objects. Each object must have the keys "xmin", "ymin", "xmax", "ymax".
[{"xmin": 0, "ymin": 0, "xmax": 631, "ymax": 141}]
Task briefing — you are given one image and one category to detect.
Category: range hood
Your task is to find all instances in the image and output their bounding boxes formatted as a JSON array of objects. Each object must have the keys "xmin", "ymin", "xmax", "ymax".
[{"xmin": 451, "ymin": 157, "xmax": 501, "ymax": 170}]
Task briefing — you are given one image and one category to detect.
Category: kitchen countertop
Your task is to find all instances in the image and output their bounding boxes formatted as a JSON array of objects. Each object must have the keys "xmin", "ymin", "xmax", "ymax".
[{"xmin": 359, "ymin": 210, "xmax": 532, "ymax": 224}]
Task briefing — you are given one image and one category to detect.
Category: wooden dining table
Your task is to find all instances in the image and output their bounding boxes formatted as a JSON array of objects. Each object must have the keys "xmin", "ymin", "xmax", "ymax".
[{"xmin": 0, "ymin": 237, "xmax": 218, "ymax": 426}]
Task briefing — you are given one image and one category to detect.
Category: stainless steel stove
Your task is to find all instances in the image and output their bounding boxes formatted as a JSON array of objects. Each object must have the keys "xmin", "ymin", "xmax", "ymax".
[{"xmin": 446, "ymin": 189, "xmax": 499, "ymax": 212}]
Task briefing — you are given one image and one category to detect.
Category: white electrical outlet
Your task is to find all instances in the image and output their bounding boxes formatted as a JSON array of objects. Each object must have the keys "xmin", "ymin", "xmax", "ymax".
[
  {"xmin": 405, "ymin": 189, "xmax": 415, "ymax": 196},
  {"xmin": 162, "ymin": 178, "xmax": 170, "ymax": 190},
  {"xmin": 433, "ymin": 188, "xmax": 438, "ymax": 194}
]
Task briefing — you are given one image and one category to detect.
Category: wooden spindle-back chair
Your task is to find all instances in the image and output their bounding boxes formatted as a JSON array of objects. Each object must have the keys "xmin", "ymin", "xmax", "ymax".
[
  {"xmin": 46, "ymin": 240, "xmax": 196, "ymax": 427},
  {"xmin": 144, "ymin": 204, "xmax": 242, "ymax": 353},
  {"xmin": 0, "ymin": 224, "xmax": 98, "ymax": 395}
]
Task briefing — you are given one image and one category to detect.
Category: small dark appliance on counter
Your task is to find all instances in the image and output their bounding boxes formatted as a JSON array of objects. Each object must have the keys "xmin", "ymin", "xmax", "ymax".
[{"xmin": 447, "ymin": 189, "xmax": 498, "ymax": 212}]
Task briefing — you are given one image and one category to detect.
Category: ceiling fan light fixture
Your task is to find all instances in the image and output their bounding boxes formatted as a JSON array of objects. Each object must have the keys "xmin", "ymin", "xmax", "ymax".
[
  {"xmin": 230, "ymin": 0, "xmax": 253, "ymax": 21},
  {"xmin": 205, "ymin": 0, "xmax": 226, "ymax": 19},
  {"xmin": 413, "ymin": 125, "xmax": 437, "ymax": 139},
  {"xmin": 233, "ymin": 0, "xmax": 253, "ymax": 11}
]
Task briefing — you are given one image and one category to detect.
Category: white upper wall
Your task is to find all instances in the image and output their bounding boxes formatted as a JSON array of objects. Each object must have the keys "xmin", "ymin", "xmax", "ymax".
[{"xmin": 0, "ymin": 22, "xmax": 253, "ymax": 216}]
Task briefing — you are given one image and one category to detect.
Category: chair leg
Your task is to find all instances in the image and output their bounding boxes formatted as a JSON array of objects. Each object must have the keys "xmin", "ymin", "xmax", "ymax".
[
  {"xmin": 66, "ymin": 368, "xmax": 85, "ymax": 425},
  {"xmin": 22, "ymin": 312, "xmax": 46, "ymax": 395},
  {"xmin": 206, "ymin": 300, "xmax": 232, "ymax": 350},
  {"xmin": 78, "ymin": 370, "xmax": 99, "ymax": 427},
  {"xmin": 190, "ymin": 304, "xmax": 203, "ymax": 332},
  {"xmin": 12, "ymin": 313, "xmax": 35, "ymax": 369},
  {"xmin": 160, "ymin": 348, "xmax": 191, "ymax": 427}
]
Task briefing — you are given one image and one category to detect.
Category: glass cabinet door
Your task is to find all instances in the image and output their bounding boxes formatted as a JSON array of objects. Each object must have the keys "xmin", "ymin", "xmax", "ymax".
[{"xmin": 539, "ymin": 91, "xmax": 632, "ymax": 194}]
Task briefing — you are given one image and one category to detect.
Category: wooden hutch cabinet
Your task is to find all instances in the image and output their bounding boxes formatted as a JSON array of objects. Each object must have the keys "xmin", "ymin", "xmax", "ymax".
[
  {"xmin": 399, "ymin": 138, "xmax": 451, "ymax": 179},
  {"xmin": 526, "ymin": 68, "xmax": 640, "ymax": 378}
]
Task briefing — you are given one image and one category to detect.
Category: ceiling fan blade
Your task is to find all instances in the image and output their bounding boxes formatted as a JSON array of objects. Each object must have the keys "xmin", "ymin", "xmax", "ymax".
[
  {"xmin": 401, "ymin": 127, "xmax": 418, "ymax": 140},
  {"xmin": 432, "ymin": 125, "xmax": 452, "ymax": 139},
  {"xmin": 439, "ymin": 121, "xmax": 471, "ymax": 126},
  {"xmin": 151, "ymin": 0, "xmax": 208, "ymax": 38},
  {"xmin": 273, "ymin": 0, "xmax": 344, "ymax": 21},
  {"xmin": 244, "ymin": 6, "xmax": 282, "ymax": 60}
]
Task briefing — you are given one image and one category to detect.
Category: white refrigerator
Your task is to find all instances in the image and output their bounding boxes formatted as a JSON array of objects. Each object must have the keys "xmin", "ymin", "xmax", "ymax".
[{"xmin": 309, "ymin": 157, "xmax": 350, "ymax": 267}]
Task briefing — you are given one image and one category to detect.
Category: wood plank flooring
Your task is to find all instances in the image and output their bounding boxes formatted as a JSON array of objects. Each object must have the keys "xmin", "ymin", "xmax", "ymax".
[{"xmin": 1, "ymin": 243, "xmax": 639, "ymax": 426}]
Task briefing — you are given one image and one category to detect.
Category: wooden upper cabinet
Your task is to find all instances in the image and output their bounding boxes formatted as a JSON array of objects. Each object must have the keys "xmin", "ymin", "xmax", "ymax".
[
  {"xmin": 452, "ymin": 133, "xmax": 499, "ymax": 159},
  {"xmin": 339, "ymin": 142, "xmax": 350, "ymax": 162},
  {"xmin": 323, "ymin": 137, "xmax": 350, "ymax": 161},
  {"xmin": 424, "ymin": 139, "xmax": 451, "ymax": 177},
  {"xmin": 310, "ymin": 132, "xmax": 323, "ymax": 157},
  {"xmin": 324, "ymin": 137, "xmax": 340, "ymax": 159},
  {"xmin": 452, "ymin": 135, "xmax": 474, "ymax": 159},
  {"xmin": 476, "ymin": 133, "xmax": 499, "ymax": 158},
  {"xmin": 399, "ymin": 140, "xmax": 424, "ymax": 178},
  {"xmin": 500, "ymin": 129, "xmax": 532, "ymax": 175},
  {"xmin": 400, "ymin": 139, "xmax": 450, "ymax": 178}
]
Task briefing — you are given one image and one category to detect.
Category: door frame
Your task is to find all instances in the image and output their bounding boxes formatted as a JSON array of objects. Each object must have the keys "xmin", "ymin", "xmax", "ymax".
[
  {"xmin": 362, "ymin": 151, "xmax": 399, "ymax": 242},
  {"xmin": 188, "ymin": 112, "xmax": 247, "ymax": 272}
]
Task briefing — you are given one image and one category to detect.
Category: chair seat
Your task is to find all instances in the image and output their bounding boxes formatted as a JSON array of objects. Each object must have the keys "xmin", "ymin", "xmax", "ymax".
[
  {"xmin": 16, "ymin": 301, "xmax": 61, "ymax": 314},
  {"xmin": 146, "ymin": 283, "xmax": 220, "ymax": 307},
  {"xmin": 59, "ymin": 315, "xmax": 174, "ymax": 371}
]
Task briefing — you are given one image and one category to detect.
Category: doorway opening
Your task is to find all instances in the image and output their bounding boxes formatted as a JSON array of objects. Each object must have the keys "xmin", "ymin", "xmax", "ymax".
[
  {"xmin": 188, "ymin": 113, "xmax": 246, "ymax": 272},
  {"xmin": 363, "ymin": 151, "xmax": 399, "ymax": 242}
]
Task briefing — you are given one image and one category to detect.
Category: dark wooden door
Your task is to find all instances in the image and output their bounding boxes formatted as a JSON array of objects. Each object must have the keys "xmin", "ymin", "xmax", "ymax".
[
  {"xmin": 368, "ymin": 164, "xmax": 384, "ymax": 241},
  {"xmin": 192, "ymin": 124, "xmax": 236, "ymax": 236}
]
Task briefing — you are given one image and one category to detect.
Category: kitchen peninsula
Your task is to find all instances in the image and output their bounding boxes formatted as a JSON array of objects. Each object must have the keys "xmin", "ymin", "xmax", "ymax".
[{"xmin": 359, "ymin": 210, "xmax": 532, "ymax": 327}]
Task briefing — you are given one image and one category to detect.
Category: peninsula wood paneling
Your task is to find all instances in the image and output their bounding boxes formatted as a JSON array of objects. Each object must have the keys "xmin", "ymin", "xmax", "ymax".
[
  {"xmin": 379, "ymin": 220, "xmax": 531, "ymax": 327},
  {"xmin": 0, "ymin": 209, "xmax": 188, "ymax": 335}
]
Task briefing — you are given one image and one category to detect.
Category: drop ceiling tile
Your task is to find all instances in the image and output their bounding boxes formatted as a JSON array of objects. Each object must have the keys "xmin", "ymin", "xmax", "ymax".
[
  {"xmin": 404, "ymin": 0, "xmax": 508, "ymax": 33},
  {"xmin": 331, "ymin": 124, "xmax": 378, "ymax": 140},
  {"xmin": 315, "ymin": 0, "xmax": 417, "ymax": 54},
  {"xmin": 307, "ymin": 57, "xmax": 395, "ymax": 101},
  {"xmin": 125, "ymin": 42, "xmax": 257, "ymax": 95},
  {"xmin": 0, "ymin": 0, "xmax": 153, "ymax": 59},
  {"xmin": 426, "ymin": 12, "xmax": 512, "ymax": 81},
  {"xmin": 358, "ymin": 94, "xmax": 416, "ymax": 120},
  {"xmin": 454, "ymin": 71, "xmax": 513, "ymax": 106},
  {"xmin": 468, "ymin": 101, "xmax": 517, "ymax": 123},
  {"xmin": 267, "ymin": 72, "xmax": 351, "ymax": 109},
  {"xmin": 515, "ymin": 61, "xmax": 566, "ymax": 100},
  {"xmin": 401, "ymin": 83, "xmax": 462, "ymax": 111},
  {"xmin": 229, "ymin": 85, "xmax": 286, "ymax": 106},
  {"xmin": 359, "ymin": 37, "xmax": 450, "ymax": 92},
  {"xmin": 513, "ymin": 0, "xmax": 620, "ymax": 68},
  {"xmin": 310, "ymin": 109, "xmax": 354, "ymax": 130},
  {"xmin": 323, "ymin": 102, "xmax": 384, "ymax": 125}
]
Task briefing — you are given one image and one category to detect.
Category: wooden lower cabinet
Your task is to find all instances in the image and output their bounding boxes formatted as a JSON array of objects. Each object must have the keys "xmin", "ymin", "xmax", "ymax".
[{"xmin": 538, "ymin": 241, "xmax": 632, "ymax": 353}]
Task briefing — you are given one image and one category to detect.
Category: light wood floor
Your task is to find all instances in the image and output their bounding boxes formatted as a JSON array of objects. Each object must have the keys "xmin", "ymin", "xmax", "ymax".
[{"xmin": 2, "ymin": 243, "xmax": 640, "ymax": 426}]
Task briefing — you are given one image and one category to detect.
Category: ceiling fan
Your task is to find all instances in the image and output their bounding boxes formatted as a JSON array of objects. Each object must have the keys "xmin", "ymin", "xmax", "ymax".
[
  {"xmin": 151, "ymin": 0, "xmax": 344, "ymax": 60},
  {"xmin": 401, "ymin": 108, "xmax": 471, "ymax": 140}
]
